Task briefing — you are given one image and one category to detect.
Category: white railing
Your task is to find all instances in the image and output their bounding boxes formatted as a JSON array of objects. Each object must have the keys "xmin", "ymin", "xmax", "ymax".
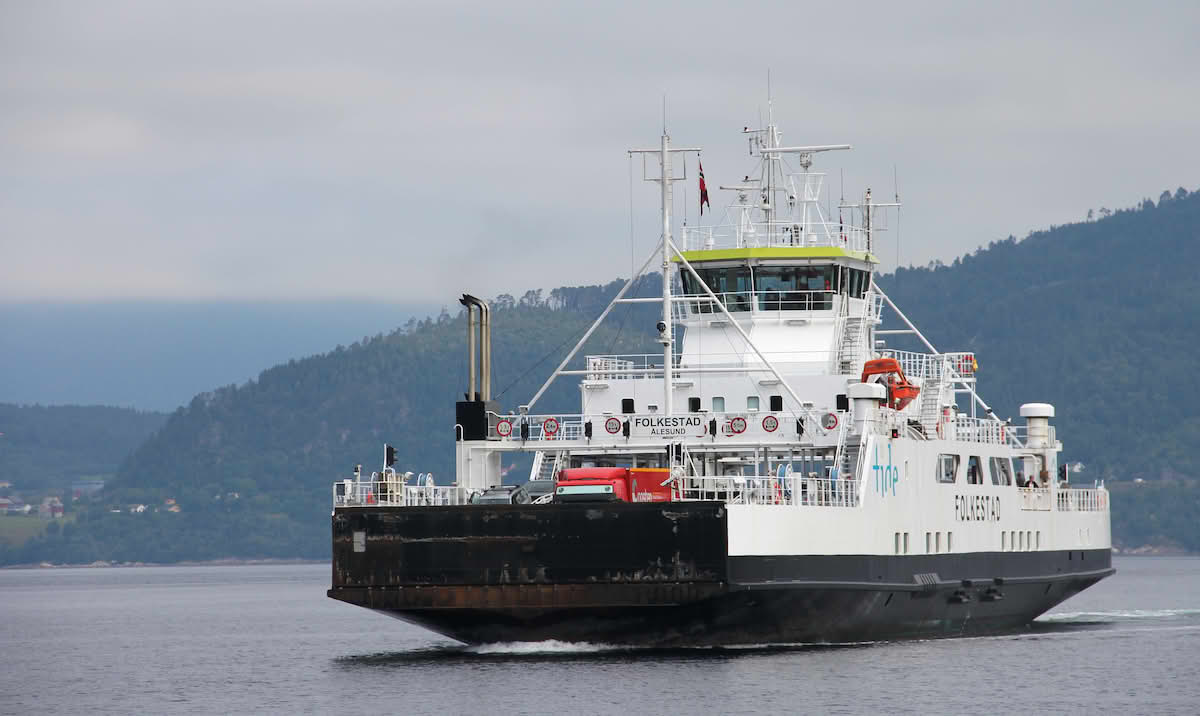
[
  {"xmin": 682, "ymin": 220, "xmax": 870, "ymax": 254},
  {"xmin": 487, "ymin": 410, "xmax": 843, "ymax": 447},
  {"xmin": 678, "ymin": 475, "xmax": 860, "ymax": 507},
  {"xmin": 1018, "ymin": 487, "xmax": 1052, "ymax": 511},
  {"xmin": 489, "ymin": 413, "xmax": 588, "ymax": 441},
  {"xmin": 679, "ymin": 290, "xmax": 836, "ymax": 315},
  {"xmin": 1057, "ymin": 487, "xmax": 1108, "ymax": 512},
  {"xmin": 333, "ymin": 480, "xmax": 470, "ymax": 508},
  {"xmin": 952, "ymin": 417, "xmax": 1011, "ymax": 445},
  {"xmin": 882, "ymin": 350, "xmax": 977, "ymax": 384},
  {"xmin": 586, "ymin": 355, "xmax": 661, "ymax": 380}
]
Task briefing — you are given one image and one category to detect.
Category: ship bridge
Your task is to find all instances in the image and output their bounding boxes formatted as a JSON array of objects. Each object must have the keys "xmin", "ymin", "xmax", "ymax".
[{"xmin": 675, "ymin": 245, "xmax": 877, "ymax": 373}]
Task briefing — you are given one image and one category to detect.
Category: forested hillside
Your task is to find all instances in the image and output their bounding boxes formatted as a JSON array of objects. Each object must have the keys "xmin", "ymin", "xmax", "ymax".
[
  {"xmin": 4, "ymin": 279, "xmax": 662, "ymax": 563},
  {"xmin": 6, "ymin": 187, "xmax": 1199, "ymax": 564},
  {"xmin": 877, "ymin": 187, "xmax": 1200, "ymax": 482},
  {"xmin": 0, "ymin": 404, "xmax": 167, "ymax": 491}
]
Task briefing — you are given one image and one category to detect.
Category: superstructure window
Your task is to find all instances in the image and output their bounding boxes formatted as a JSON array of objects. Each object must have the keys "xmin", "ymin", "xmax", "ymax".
[
  {"xmin": 989, "ymin": 457, "xmax": 1014, "ymax": 486},
  {"xmin": 746, "ymin": 396, "xmax": 760, "ymax": 411},
  {"xmin": 683, "ymin": 267, "xmax": 753, "ymax": 312},
  {"xmin": 936, "ymin": 454, "xmax": 959, "ymax": 484},
  {"xmin": 966, "ymin": 456, "xmax": 984, "ymax": 485},
  {"xmin": 688, "ymin": 397, "xmax": 701, "ymax": 412},
  {"xmin": 769, "ymin": 395, "xmax": 783, "ymax": 411},
  {"xmin": 754, "ymin": 266, "xmax": 835, "ymax": 310},
  {"xmin": 712, "ymin": 396, "xmax": 725, "ymax": 413},
  {"xmin": 621, "ymin": 398, "xmax": 634, "ymax": 414}
]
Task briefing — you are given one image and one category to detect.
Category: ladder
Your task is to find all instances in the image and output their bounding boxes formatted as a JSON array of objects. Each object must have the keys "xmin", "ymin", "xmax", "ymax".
[
  {"xmin": 838, "ymin": 316, "xmax": 864, "ymax": 374},
  {"xmin": 529, "ymin": 450, "xmax": 565, "ymax": 482},
  {"xmin": 916, "ymin": 352, "xmax": 945, "ymax": 431}
]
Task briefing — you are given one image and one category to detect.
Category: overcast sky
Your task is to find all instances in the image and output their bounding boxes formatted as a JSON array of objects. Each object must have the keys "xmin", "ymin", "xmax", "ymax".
[{"xmin": 3, "ymin": 1, "xmax": 1198, "ymax": 306}]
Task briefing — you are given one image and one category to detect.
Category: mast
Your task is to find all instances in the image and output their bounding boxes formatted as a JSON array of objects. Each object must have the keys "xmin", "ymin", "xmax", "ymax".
[
  {"xmin": 660, "ymin": 130, "xmax": 674, "ymax": 416},
  {"xmin": 629, "ymin": 128, "xmax": 700, "ymax": 418}
]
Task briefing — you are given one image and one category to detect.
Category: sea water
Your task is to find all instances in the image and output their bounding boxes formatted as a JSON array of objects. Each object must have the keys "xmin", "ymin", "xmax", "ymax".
[{"xmin": 1, "ymin": 557, "xmax": 1197, "ymax": 715}]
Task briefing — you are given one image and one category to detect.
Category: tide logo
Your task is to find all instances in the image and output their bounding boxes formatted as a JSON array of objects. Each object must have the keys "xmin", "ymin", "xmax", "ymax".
[{"xmin": 872, "ymin": 443, "xmax": 900, "ymax": 497}]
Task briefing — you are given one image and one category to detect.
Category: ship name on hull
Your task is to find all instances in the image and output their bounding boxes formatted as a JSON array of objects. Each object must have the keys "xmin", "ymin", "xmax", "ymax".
[{"xmin": 955, "ymin": 494, "xmax": 1000, "ymax": 522}]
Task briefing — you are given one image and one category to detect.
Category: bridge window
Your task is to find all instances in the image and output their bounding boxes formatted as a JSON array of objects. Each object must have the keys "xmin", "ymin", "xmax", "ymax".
[
  {"xmin": 683, "ymin": 267, "xmax": 753, "ymax": 312},
  {"xmin": 754, "ymin": 266, "xmax": 835, "ymax": 310},
  {"xmin": 936, "ymin": 454, "xmax": 959, "ymax": 484},
  {"xmin": 966, "ymin": 456, "xmax": 984, "ymax": 485},
  {"xmin": 989, "ymin": 457, "xmax": 1013, "ymax": 486}
]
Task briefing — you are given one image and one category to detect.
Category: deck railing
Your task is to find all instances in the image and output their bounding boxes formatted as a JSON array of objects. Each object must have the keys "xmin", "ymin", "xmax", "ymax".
[
  {"xmin": 1057, "ymin": 487, "xmax": 1108, "ymax": 512},
  {"xmin": 682, "ymin": 220, "xmax": 870, "ymax": 254},
  {"xmin": 1018, "ymin": 487, "xmax": 1052, "ymax": 511},
  {"xmin": 678, "ymin": 475, "xmax": 859, "ymax": 507},
  {"xmin": 953, "ymin": 417, "xmax": 1010, "ymax": 445},
  {"xmin": 331, "ymin": 475, "xmax": 860, "ymax": 509},
  {"xmin": 333, "ymin": 480, "xmax": 470, "ymax": 508}
]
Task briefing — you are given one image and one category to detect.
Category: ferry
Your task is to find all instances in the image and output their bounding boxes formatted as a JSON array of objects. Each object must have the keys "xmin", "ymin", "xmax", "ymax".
[{"xmin": 326, "ymin": 112, "xmax": 1113, "ymax": 645}]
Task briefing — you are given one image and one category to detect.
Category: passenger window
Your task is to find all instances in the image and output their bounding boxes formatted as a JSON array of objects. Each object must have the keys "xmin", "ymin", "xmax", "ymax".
[
  {"xmin": 967, "ymin": 456, "xmax": 984, "ymax": 485},
  {"xmin": 989, "ymin": 457, "xmax": 1013, "ymax": 486},
  {"xmin": 712, "ymin": 396, "xmax": 725, "ymax": 412},
  {"xmin": 746, "ymin": 396, "xmax": 760, "ymax": 411},
  {"xmin": 936, "ymin": 454, "xmax": 959, "ymax": 484}
]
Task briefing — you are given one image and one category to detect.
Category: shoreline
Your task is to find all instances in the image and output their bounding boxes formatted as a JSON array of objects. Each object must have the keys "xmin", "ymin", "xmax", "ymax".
[
  {"xmin": 5, "ymin": 551, "xmax": 1197, "ymax": 570},
  {"xmin": 2, "ymin": 558, "xmax": 328, "ymax": 570}
]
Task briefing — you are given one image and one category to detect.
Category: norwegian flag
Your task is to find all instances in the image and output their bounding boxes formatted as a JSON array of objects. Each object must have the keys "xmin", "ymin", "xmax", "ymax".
[{"xmin": 699, "ymin": 160, "xmax": 711, "ymax": 215}]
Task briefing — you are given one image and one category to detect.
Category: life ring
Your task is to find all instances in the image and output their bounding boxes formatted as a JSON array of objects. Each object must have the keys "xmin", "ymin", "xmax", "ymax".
[
  {"xmin": 496, "ymin": 419, "xmax": 513, "ymax": 438},
  {"xmin": 820, "ymin": 412, "xmax": 838, "ymax": 430},
  {"xmin": 542, "ymin": 417, "xmax": 559, "ymax": 438},
  {"xmin": 958, "ymin": 354, "xmax": 976, "ymax": 375}
]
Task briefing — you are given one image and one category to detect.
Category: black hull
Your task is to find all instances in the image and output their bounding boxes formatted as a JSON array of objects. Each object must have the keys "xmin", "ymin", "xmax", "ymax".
[{"xmin": 328, "ymin": 503, "xmax": 1113, "ymax": 646}]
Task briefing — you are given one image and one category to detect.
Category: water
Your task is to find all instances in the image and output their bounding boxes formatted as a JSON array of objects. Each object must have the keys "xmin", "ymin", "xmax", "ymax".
[{"xmin": 1, "ymin": 557, "xmax": 1197, "ymax": 715}]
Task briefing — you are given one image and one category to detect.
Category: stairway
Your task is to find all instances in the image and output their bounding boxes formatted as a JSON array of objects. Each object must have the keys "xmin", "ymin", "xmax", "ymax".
[
  {"xmin": 530, "ymin": 450, "xmax": 565, "ymax": 482},
  {"xmin": 838, "ymin": 317, "xmax": 864, "ymax": 374},
  {"xmin": 919, "ymin": 373, "xmax": 942, "ymax": 437}
]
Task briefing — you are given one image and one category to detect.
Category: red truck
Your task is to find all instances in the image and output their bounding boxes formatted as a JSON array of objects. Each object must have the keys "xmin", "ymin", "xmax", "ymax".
[{"xmin": 554, "ymin": 467, "xmax": 674, "ymax": 503}]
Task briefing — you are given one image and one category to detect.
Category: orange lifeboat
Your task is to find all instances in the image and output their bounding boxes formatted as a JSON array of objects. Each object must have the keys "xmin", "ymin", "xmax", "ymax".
[{"xmin": 860, "ymin": 358, "xmax": 921, "ymax": 411}]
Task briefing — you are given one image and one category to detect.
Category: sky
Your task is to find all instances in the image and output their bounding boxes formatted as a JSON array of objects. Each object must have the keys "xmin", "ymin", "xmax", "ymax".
[{"xmin": 3, "ymin": 0, "xmax": 1198, "ymax": 306}]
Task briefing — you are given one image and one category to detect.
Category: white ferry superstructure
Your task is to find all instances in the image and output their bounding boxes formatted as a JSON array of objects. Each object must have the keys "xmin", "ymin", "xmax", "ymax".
[{"xmin": 327, "ymin": 112, "xmax": 1113, "ymax": 645}]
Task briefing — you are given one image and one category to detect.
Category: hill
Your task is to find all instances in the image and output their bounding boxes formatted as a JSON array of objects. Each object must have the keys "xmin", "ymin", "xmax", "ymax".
[
  {"xmin": 6, "ymin": 187, "xmax": 1199, "ymax": 564},
  {"xmin": 877, "ymin": 187, "xmax": 1200, "ymax": 482},
  {"xmin": 0, "ymin": 404, "xmax": 168, "ymax": 492},
  {"xmin": 3, "ymin": 280, "xmax": 662, "ymax": 563}
]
